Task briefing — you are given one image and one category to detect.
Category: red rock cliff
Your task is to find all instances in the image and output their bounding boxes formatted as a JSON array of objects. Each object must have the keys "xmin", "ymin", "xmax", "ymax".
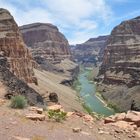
[
  {"xmin": 100, "ymin": 16, "xmax": 140, "ymax": 87},
  {"xmin": 20, "ymin": 23, "xmax": 71, "ymax": 64},
  {"xmin": 0, "ymin": 8, "xmax": 44, "ymax": 105},
  {"xmin": 0, "ymin": 8, "xmax": 35, "ymax": 83}
]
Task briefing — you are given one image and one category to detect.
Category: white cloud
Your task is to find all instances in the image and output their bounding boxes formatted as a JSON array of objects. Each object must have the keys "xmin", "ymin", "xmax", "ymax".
[
  {"xmin": 45, "ymin": 0, "xmax": 112, "ymax": 25},
  {"xmin": 0, "ymin": 0, "xmax": 113, "ymax": 44},
  {"xmin": 15, "ymin": 8, "xmax": 52, "ymax": 25}
]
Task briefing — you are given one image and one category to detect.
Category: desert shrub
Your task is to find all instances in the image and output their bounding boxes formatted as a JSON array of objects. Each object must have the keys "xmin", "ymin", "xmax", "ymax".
[
  {"xmin": 47, "ymin": 109, "xmax": 67, "ymax": 122},
  {"xmin": 10, "ymin": 95, "xmax": 27, "ymax": 109}
]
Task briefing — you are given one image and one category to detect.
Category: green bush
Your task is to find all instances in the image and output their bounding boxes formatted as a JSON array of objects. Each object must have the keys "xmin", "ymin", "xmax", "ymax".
[
  {"xmin": 10, "ymin": 95, "xmax": 27, "ymax": 109},
  {"xmin": 48, "ymin": 109, "xmax": 67, "ymax": 122}
]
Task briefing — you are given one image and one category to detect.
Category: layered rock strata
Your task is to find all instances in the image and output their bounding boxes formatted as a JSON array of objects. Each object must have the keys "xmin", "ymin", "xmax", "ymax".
[
  {"xmin": 20, "ymin": 23, "xmax": 78, "ymax": 85},
  {"xmin": 98, "ymin": 16, "xmax": 140, "ymax": 111},
  {"xmin": 20, "ymin": 23, "xmax": 71, "ymax": 64},
  {"xmin": 0, "ymin": 8, "xmax": 35, "ymax": 83},
  {"xmin": 0, "ymin": 8, "xmax": 44, "ymax": 105},
  {"xmin": 99, "ymin": 16, "xmax": 140, "ymax": 87}
]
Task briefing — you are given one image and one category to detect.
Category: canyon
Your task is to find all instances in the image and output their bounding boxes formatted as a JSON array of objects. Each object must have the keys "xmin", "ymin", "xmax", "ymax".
[
  {"xmin": 71, "ymin": 35, "xmax": 109, "ymax": 66},
  {"xmin": 0, "ymin": 7, "xmax": 140, "ymax": 140}
]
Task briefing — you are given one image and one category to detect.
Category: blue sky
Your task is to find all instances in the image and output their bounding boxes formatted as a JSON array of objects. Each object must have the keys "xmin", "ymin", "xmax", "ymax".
[{"xmin": 0, "ymin": 0, "xmax": 140, "ymax": 44}]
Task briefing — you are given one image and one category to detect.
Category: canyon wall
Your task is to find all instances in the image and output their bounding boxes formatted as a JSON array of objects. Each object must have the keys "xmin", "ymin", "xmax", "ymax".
[
  {"xmin": 0, "ymin": 8, "xmax": 44, "ymax": 105},
  {"xmin": 100, "ymin": 16, "xmax": 140, "ymax": 87},
  {"xmin": 20, "ymin": 23, "xmax": 71, "ymax": 64},
  {"xmin": 98, "ymin": 16, "xmax": 140, "ymax": 111},
  {"xmin": 0, "ymin": 8, "xmax": 35, "ymax": 83}
]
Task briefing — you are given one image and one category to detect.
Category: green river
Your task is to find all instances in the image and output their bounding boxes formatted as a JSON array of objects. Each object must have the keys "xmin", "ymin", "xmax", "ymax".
[{"xmin": 75, "ymin": 68, "xmax": 115, "ymax": 117}]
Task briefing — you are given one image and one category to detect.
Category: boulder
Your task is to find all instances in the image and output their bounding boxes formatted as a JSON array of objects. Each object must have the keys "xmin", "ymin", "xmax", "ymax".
[
  {"xmin": 13, "ymin": 136, "xmax": 30, "ymax": 140},
  {"xmin": 36, "ymin": 108, "xmax": 43, "ymax": 114},
  {"xmin": 49, "ymin": 92, "xmax": 58, "ymax": 103},
  {"xmin": 110, "ymin": 121, "xmax": 137, "ymax": 131},
  {"xmin": 29, "ymin": 106, "xmax": 43, "ymax": 114},
  {"xmin": 47, "ymin": 104, "xmax": 63, "ymax": 111},
  {"xmin": 125, "ymin": 111, "xmax": 140, "ymax": 126},
  {"xmin": 72, "ymin": 128, "xmax": 82, "ymax": 133},
  {"xmin": 26, "ymin": 114, "xmax": 45, "ymax": 121},
  {"xmin": 104, "ymin": 116, "xmax": 116, "ymax": 124},
  {"xmin": 104, "ymin": 111, "xmax": 140, "ymax": 127},
  {"xmin": 114, "ymin": 113, "xmax": 126, "ymax": 121},
  {"xmin": 83, "ymin": 114, "xmax": 94, "ymax": 122}
]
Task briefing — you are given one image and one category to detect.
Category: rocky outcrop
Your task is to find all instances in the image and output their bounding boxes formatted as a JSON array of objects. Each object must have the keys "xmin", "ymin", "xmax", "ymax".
[
  {"xmin": 0, "ymin": 8, "xmax": 36, "ymax": 83},
  {"xmin": 71, "ymin": 36, "xmax": 109, "ymax": 66},
  {"xmin": 0, "ymin": 56, "xmax": 44, "ymax": 105},
  {"xmin": 56, "ymin": 59, "xmax": 79, "ymax": 86},
  {"xmin": 33, "ymin": 56, "xmax": 64, "ymax": 73},
  {"xmin": 104, "ymin": 111, "xmax": 140, "ymax": 128},
  {"xmin": 0, "ymin": 8, "xmax": 44, "ymax": 105},
  {"xmin": 99, "ymin": 16, "xmax": 140, "ymax": 87},
  {"xmin": 20, "ymin": 23, "xmax": 71, "ymax": 64}
]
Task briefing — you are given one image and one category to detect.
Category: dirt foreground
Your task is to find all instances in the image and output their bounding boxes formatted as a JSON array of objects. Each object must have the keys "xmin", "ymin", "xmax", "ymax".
[{"xmin": 0, "ymin": 100, "xmax": 140, "ymax": 140}]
